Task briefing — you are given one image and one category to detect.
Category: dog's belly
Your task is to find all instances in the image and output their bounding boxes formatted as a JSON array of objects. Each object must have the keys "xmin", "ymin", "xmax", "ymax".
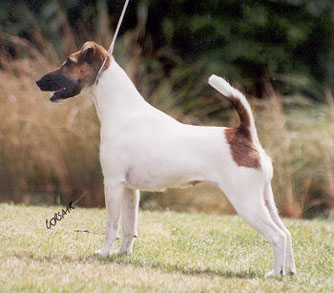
[
  {"xmin": 122, "ymin": 143, "xmax": 225, "ymax": 191},
  {"xmin": 124, "ymin": 165, "xmax": 204, "ymax": 191}
]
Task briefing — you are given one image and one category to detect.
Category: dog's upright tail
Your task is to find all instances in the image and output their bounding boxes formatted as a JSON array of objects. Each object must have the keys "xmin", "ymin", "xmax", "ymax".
[{"xmin": 208, "ymin": 74, "xmax": 258, "ymax": 143}]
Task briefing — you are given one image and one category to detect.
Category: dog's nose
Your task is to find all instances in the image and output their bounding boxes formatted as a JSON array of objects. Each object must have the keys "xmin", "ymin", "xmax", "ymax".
[{"xmin": 36, "ymin": 78, "xmax": 42, "ymax": 89}]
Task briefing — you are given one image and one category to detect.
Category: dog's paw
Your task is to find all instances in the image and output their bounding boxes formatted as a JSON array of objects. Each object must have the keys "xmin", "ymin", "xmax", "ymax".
[
  {"xmin": 286, "ymin": 267, "xmax": 297, "ymax": 276},
  {"xmin": 113, "ymin": 248, "xmax": 132, "ymax": 256},
  {"xmin": 113, "ymin": 248, "xmax": 124, "ymax": 256},
  {"xmin": 265, "ymin": 269, "xmax": 285, "ymax": 278},
  {"xmin": 94, "ymin": 248, "xmax": 111, "ymax": 257}
]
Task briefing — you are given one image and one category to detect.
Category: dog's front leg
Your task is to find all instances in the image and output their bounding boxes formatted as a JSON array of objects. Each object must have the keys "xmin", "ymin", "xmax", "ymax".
[
  {"xmin": 116, "ymin": 188, "xmax": 140, "ymax": 255},
  {"xmin": 95, "ymin": 182, "xmax": 124, "ymax": 257}
]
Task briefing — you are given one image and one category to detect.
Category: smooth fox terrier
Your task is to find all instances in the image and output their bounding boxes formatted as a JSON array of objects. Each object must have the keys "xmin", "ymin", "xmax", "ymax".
[{"xmin": 36, "ymin": 41, "xmax": 296, "ymax": 277}]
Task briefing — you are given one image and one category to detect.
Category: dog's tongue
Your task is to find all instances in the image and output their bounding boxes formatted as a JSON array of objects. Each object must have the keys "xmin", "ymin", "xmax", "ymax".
[
  {"xmin": 49, "ymin": 84, "xmax": 81, "ymax": 103},
  {"xmin": 50, "ymin": 88, "xmax": 67, "ymax": 102}
]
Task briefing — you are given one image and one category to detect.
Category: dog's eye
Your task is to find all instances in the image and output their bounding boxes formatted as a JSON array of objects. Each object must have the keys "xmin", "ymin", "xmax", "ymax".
[{"xmin": 64, "ymin": 58, "xmax": 73, "ymax": 67}]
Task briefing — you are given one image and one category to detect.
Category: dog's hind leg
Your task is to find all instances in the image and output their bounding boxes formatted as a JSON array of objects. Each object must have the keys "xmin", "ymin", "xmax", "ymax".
[
  {"xmin": 221, "ymin": 182, "xmax": 287, "ymax": 277},
  {"xmin": 264, "ymin": 183, "xmax": 296, "ymax": 275},
  {"xmin": 117, "ymin": 188, "xmax": 140, "ymax": 255},
  {"xmin": 95, "ymin": 182, "xmax": 124, "ymax": 257}
]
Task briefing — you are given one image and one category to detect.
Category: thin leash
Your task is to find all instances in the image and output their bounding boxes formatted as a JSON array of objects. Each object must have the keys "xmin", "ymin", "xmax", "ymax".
[
  {"xmin": 75, "ymin": 1, "xmax": 130, "ymax": 236},
  {"xmin": 47, "ymin": 3, "xmax": 130, "ymax": 232},
  {"xmin": 94, "ymin": 0, "xmax": 130, "ymax": 86},
  {"xmin": 72, "ymin": 191, "xmax": 89, "ymax": 206},
  {"xmin": 72, "ymin": 192, "xmax": 106, "ymax": 235}
]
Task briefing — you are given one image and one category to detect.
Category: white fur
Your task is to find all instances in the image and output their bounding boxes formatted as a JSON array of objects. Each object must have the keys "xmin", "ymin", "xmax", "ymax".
[{"xmin": 90, "ymin": 57, "xmax": 295, "ymax": 277}]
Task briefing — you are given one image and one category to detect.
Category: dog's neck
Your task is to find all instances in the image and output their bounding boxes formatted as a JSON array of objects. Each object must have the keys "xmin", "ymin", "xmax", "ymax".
[{"xmin": 91, "ymin": 57, "xmax": 146, "ymax": 123}]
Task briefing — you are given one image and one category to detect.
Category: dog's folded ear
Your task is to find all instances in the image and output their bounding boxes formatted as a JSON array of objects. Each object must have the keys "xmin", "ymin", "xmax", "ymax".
[{"xmin": 78, "ymin": 42, "xmax": 96, "ymax": 65}]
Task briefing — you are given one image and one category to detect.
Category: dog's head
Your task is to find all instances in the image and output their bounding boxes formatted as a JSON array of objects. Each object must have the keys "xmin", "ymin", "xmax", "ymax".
[{"xmin": 36, "ymin": 41, "xmax": 110, "ymax": 102}]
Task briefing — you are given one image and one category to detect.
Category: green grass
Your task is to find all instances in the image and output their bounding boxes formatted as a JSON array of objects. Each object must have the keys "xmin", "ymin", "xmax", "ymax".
[{"xmin": 0, "ymin": 204, "xmax": 333, "ymax": 292}]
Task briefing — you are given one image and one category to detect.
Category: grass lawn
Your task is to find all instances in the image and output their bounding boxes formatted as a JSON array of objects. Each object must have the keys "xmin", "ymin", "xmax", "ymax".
[{"xmin": 0, "ymin": 203, "xmax": 333, "ymax": 292}]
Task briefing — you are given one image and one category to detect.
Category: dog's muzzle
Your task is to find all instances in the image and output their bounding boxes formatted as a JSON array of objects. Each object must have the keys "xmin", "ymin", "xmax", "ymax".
[{"xmin": 36, "ymin": 74, "xmax": 81, "ymax": 102}]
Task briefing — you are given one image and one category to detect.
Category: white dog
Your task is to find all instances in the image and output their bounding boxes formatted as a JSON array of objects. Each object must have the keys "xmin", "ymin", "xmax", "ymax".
[{"xmin": 36, "ymin": 41, "xmax": 296, "ymax": 277}]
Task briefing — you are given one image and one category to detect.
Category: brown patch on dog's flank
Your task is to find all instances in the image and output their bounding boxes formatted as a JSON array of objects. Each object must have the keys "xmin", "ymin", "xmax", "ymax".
[{"xmin": 225, "ymin": 126, "xmax": 260, "ymax": 169}]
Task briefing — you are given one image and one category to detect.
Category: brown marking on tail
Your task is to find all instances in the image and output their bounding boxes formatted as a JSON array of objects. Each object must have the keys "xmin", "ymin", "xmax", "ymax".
[
  {"xmin": 225, "ymin": 96, "xmax": 260, "ymax": 169},
  {"xmin": 227, "ymin": 96, "xmax": 251, "ymax": 133},
  {"xmin": 208, "ymin": 75, "xmax": 261, "ymax": 169}
]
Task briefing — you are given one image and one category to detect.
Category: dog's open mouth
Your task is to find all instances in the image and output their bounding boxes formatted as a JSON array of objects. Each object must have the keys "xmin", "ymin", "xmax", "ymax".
[
  {"xmin": 50, "ymin": 87, "xmax": 69, "ymax": 102},
  {"xmin": 36, "ymin": 77, "xmax": 81, "ymax": 103},
  {"xmin": 49, "ymin": 84, "xmax": 81, "ymax": 102}
]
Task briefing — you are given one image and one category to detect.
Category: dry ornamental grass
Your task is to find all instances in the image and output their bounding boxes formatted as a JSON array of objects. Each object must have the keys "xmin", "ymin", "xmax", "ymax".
[{"xmin": 0, "ymin": 32, "xmax": 333, "ymax": 218}]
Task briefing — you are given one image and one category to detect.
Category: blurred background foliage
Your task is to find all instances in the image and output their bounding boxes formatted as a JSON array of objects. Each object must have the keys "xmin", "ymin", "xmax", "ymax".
[{"xmin": 0, "ymin": 0, "xmax": 333, "ymax": 218}]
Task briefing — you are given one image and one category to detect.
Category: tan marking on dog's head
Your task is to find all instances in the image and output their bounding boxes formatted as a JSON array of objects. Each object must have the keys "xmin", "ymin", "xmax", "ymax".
[
  {"xmin": 225, "ymin": 126, "xmax": 261, "ymax": 169},
  {"xmin": 36, "ymin": 41, "xmax": 110, "ymax": 102},
  {"xmin": 70, "ymin": 41, "xmax": 110, "ymax": 87}
]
